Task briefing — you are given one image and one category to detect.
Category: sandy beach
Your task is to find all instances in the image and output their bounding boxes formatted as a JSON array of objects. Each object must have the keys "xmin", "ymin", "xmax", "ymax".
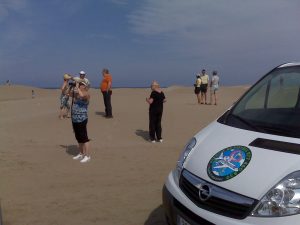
[{"xmin": 0, "ymin": 85, "xmax": 248, "ymax": 225}]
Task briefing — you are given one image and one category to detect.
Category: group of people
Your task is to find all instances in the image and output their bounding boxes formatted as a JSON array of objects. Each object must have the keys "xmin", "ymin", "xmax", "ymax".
[
  {"xmin": 58, "ymin": 68, "xmax": 219, "ymax": 163},
  {"xmin": 59, "ymin": 71, "xmax": 90, "ymax": 120},
  {"xmin": 194, "ymin": 69, "xmax": 220, "ymax": 105},
  {"xmin": 59, "ymin": 69, "xmax": 113, "ymax": 163}
]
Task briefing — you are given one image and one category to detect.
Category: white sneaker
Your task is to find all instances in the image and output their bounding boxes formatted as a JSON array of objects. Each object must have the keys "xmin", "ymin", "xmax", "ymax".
[
  {"xmin": 159, "ymin": 139, "xmax": 163, "ymax": 143},
  {"xmin": 151, "ymin": 140, "xmax": 156, "ymax": 143},
  {"xmin": 73, "ymin": 154, "xmax": 83, "ymax": 160},
  {"xmin": 80, "ymin": 156, "xmax": 91, "ymax": 163}
]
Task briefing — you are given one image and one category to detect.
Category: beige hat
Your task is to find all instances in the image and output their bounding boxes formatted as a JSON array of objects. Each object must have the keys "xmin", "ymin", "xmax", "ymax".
[
  {"xmin": 73, "ymin": 77, "xmax": 82, "ymax": 82},
  {"xmin": 63, "ymin": 73, "xmax": 72, "ymax": 80}
]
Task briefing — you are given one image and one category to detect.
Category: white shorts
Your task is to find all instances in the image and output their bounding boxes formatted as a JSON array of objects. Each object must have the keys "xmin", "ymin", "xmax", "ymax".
[{"xmin": 211, "ymin": 84, "xmax": 219, "ymax": 93}]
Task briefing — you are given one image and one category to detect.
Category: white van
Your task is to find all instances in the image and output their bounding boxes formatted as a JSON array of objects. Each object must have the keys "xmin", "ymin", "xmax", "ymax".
[{"xmin": 163, "ymin": 63, "xmax": 300, "ymax": 225}]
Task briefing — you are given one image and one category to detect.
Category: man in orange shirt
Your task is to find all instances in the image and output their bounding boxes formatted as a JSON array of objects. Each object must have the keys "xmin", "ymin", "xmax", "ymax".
[{"xmin": 100, "ymin": 68, "xmax": 113, "ymax": 118}]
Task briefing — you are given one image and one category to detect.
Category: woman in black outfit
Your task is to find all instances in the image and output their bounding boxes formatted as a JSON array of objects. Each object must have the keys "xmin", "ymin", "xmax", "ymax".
[{"xmin": 146, "ymin": 81, "xmax": 166, "ymax": 143}]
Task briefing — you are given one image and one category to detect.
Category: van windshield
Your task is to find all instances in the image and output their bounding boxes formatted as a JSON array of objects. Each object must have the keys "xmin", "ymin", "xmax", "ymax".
[{"xmin": 223, "ymin": 65, "xmax": 300, "ymax": 138}]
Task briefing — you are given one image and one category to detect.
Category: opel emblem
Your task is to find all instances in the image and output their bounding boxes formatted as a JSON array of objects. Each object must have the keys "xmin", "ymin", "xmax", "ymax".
[{"xmin": 198, "ymin": 184, "xmax": 211, "ymax": 201}]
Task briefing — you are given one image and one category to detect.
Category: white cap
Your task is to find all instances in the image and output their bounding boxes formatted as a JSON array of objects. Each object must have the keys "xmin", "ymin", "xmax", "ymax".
[{"xmin": 79, "ymin": 71, "xmax": 86, "ymax": 75}]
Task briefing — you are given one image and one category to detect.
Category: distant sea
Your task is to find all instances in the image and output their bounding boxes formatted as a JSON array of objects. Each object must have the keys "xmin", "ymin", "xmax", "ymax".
[{"xmin": 43, "ymin": 86, "xmax": 167, "ymax": 89}]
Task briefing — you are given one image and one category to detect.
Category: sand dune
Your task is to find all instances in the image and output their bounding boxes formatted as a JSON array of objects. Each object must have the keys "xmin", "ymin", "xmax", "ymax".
[{"xmin": 0, "ymin": 85, "xmax": 247, "ymax": 225}]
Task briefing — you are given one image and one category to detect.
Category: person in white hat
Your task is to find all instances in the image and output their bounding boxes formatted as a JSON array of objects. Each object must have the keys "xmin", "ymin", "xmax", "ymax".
[
  {"xmin": 59, "ymin": 73, "xmax": 72, "ymax": 119},
  {"xmin": 72, "ymin": 71, "xmax": 90, "ymax": 89}
]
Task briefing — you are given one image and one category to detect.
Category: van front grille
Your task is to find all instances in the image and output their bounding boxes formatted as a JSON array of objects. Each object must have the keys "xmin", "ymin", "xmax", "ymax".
[{"xmin": 179, "ymin": 169, "xmax": 258, "ymax": 219}]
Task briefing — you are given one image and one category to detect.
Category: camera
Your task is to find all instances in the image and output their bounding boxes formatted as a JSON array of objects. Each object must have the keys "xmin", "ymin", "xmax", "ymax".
[{"xmin": 69, "ymin": 81, "xmax": 76, "ymax": 87}]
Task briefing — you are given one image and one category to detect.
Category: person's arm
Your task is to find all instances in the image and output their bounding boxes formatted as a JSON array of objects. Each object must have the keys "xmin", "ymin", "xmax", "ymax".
[
  {"xmin": 107, "ymin": 76, "xmax": 112, "ymax": 92},
  {"xmin": 67, "ymin": 86, "xmax": 74, "ymax": 97},
  {"xmin": 99, "ymin": 79, "xmax": 102, "ymax": 91},
  {"xmin": 77, "ymin": 89, "xmax": 90, "ymax": 100},
  {"xmin": 107, "ymin": 81, "xmax": 112, "ymax": 92},
  {"xmin": 146, "ymin": 97, "xmax": 153, "ymax": 104},
  {"xmin": 84, "ymin": 78, "xmax": 91, "ymax": 89},
  {"xmin": 61, "ymin": 80, "xmax": 68, "ymax": 91},
  {"xmin": 75, "ymin": 83, "xmax": 90, "ymax": 100},
  {"xmin": 83, "ymin": 93, "xmax": 90, "ymax": 101},
  {"xmin": 147, "ymin": 91, "xmax": 156, "ymax": 104}
]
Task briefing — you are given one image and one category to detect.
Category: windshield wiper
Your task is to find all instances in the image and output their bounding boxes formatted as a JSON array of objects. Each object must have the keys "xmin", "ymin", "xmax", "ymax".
[{"xmin": 228, "ymin": 114, "xmax": 265, "ymax": 132}]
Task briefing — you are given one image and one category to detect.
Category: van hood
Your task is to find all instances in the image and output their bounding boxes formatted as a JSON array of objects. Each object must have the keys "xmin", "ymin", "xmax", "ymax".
[{"xmin": 184, "ymin": 121, "xmax": 300, "ymax": 199}]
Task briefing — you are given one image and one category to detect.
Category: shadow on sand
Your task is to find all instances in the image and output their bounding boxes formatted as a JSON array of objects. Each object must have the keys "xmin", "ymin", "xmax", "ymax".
[
  {"xmin": 95, "ymin": 111, "xmax": 106, "ymax": 117},
  {"xmin": 135, "ymin": 129, "xmax": 149, "ymax": 141},
  {"xmin": 59, "ymin": 145, "xmax": 79, "ymax": 156},
  {"xmin": 144, "ymin": 205, "xmax": 167, "ymax": 225}
]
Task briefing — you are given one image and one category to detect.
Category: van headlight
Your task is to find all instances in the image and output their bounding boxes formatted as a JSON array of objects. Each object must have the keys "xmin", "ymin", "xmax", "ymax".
[
  {"xmin": 173, "ymin": 137, "xmax": 197, "ymax": 185},
  {"xmin": 252, "ymin": 171, "xmax": 300, "ymax": 217}
]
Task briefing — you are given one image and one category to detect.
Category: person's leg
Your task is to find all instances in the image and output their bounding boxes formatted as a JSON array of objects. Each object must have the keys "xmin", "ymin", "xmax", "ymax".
[
  {"xmin": 196, "ymin": 92, "xmax": 201, "ymax": 104},
  {"xmin": 106, "ymin": 91, "xmax": 112, "ymax": 117},
  {"xmin": 82, "ymin": 141, "xmax": 90, "ymax": 156},
  {"xmin": 78, "ymin": 143, "xmax": 84, "ymax": 154},
  {"xmin": 65, "ymin": 106, "xmax": 70, "ymax": 118},
  {"xmin": 59, "ymin": 107, "xmax": 64, "ymax": 119},
  {"xmin": 205, "ymin": 84, "xmax": 209, "ymax": 104},
  {"xmin": 149, "ymin": 111, "xmax": 156, "ymax": 141},
  {"xmin": 79, "ymin": 120, "xmax": 91, "ymax": 162},
  {"xmin": 79, "ymin": 141, "xmax": 91, "ymax": 163},
  {"xmin": 60, "ymin": 95, "xmax": 68, "ymax": 118},
  {"xmin": 102, "ymin": 91, "xmax": 108, "ymax": 116},
  {"xmin": 214, "ymin": 91, "xmax": 217, "ymax": 105},
  {"xmin": 59, "ymin": 95, "xmax": 64, "ymax": 119},
  {"xmin": 155, "ymin": 111, "xmax": 163, "ymax": 141},
  {"xmin": 72, "ymin": 122, "xmax": 84, "ymax": 160},
  {"xmin": 65, "ymin": 99, "xmax": 70, "ymax": 118}
]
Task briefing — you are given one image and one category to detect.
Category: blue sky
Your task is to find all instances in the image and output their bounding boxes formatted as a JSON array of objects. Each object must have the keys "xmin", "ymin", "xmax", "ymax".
[{"xmin": 0, "ymin": 0, "xmax": 300, "ymax": 88}]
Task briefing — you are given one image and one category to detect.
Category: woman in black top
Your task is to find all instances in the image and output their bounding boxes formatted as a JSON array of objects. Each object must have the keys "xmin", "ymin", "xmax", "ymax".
[{"xmin": 146, "ymin": 81, "xmax": 166, "ymax": 143}]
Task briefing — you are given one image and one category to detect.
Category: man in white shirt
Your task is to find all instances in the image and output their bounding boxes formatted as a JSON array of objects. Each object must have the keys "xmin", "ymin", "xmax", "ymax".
[
  {"xmin": 200, "ymin": 69, "xmax": 209, "ymax": 104},
  {"xmin": 72, "ymin": 71, "xmax": 91, "ymax": 89}
]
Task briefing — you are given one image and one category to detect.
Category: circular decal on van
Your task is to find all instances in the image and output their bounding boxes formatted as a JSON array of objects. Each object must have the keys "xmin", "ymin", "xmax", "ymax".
[{"xmin": 207, "ymin": 146, "xmax": 252, "ymax": 182}]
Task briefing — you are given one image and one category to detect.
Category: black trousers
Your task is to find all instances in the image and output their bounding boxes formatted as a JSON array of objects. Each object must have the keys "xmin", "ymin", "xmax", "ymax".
[
  {"xmin": 102, "ymin": 91, "xmax": 112, "ymax": 117},
  {"xmin": 149, "ymin": 109, "xmax": 163, "ymax": 141},
  {"xmin": 72, "ymin": 119, "xmax": 89, "ymax": 143}
]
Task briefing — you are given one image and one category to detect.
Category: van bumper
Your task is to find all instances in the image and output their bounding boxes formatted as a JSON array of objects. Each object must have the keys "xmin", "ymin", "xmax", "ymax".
[{"xmin": 163, "ymin": 171, "xmax": 300, "ymax": 225}]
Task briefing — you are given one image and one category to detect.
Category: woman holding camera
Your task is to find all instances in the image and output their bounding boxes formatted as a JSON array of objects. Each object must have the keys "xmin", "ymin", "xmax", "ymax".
[{"xmin": 70, "ymin": 81, "xmax": 91, "ymax": 163}]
